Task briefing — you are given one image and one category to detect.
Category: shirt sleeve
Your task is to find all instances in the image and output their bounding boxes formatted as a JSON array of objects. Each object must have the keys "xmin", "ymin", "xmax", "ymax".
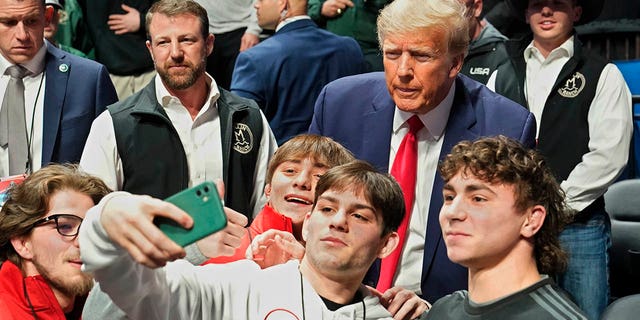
[
  {"xmin": 79, "ymin": 192, "xmax": 261, "ymax": 320},
  {"xmin": 308, "ymin": 0, "xmax": 327, "ymax": 23},
  {"xmin": 561, "ymin": 63, "xmax": 633, "ymax": 212},
  {"xmin": 79, "ymin": 111, "xmax": 123, "ymax": 191}
]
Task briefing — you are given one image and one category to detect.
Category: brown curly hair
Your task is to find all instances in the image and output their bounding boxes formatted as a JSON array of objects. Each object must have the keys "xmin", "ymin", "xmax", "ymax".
[
  {"xmin": 0, "ymin": 164, "xmax": 111, "ymax": 266},
  {"xmin": 439, "ymin": 136, "xmax": 570, "ymax": 274}
]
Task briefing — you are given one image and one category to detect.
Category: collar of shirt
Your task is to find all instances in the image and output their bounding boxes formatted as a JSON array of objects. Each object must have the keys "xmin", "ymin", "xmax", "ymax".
[
  {"xmin": 392, "ymin": 81, "xmax": 456, "ymax": 140},
  {"xmin": 156, "ymin": 72, "xmax": 220, "ymax": 117},
  {"xmin": 0, "ymin": 41, "xmax": 47, "ymax": 76},
  {"xmin": 524, "ymin": 35, "xmax": 574, "ymax": 65},
  {"xmin": 275, "ymin": 15, "xmax": 311, "ymax": 32}
]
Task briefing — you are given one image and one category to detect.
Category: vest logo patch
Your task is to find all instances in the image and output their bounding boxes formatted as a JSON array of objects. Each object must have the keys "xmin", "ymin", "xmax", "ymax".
[
  {"xmin": 233, "ymin": 123, "xmax": 253, "ymax": 154},
  {"xmin": 469, "ymin": 67, "xmax": 490, "ymax": 76},
  {"xmin": 558, "ymin": 72, "xmax": 586, "ymax": 98}
]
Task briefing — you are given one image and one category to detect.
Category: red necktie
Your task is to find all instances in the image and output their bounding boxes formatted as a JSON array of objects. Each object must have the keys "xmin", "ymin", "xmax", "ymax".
[{"xmin": 377, "ymin": 115, "xmax": 423, "ymax": 292}]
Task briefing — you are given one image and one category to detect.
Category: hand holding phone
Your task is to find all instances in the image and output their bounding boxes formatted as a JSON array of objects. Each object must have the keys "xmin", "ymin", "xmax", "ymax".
[{"xmin": 156, "ymin": 182, "xmax": 227, "ymax": 247}]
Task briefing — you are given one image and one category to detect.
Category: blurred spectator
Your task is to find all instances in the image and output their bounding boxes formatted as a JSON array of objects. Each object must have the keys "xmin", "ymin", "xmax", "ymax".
[
  {"xmin": 54, "ymin": 0, "xmax": 94, "ymax": 58},
  {"xmin": 483, "ymin": 0, "xmax": 531, "ymax": 40},
  {"xmin": 195, "ymin": 0, "xmax": 261, "ymax": 90},
  {"xmin": 308, "ymin": 0, "xmax": 392, "ymax": 71},
  {"xmin": 78, "ymin": 0, "xmax": 157, "ymax": 100},
  {"xmin": 460, "ymin": 0, "xmax": 509, "ymax": 84},
  {"xmin": 44, "ymin": 0, "xmax": 88, "ymax": 58},
  {"xmin": 231, "ymin": 0, "xmax": 366, "ymax": 144}
]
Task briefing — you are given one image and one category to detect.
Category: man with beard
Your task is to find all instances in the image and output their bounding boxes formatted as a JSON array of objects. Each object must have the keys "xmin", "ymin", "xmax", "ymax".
[
  {"xmin": 80, "ymin": 1, "xmax": 276, "ymax": 318},
  {"xmin": 80, "ymin": 0, "xmax": 276, "ymax": 220},
  {"xmin": 0, "ymin": 164, "xmax": 111, "ymax": 319}
]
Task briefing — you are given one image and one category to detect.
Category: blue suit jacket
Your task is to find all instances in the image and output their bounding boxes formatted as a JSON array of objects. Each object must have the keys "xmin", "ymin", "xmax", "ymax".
[
  {"xmin": 231, "ymin": 19, "xmax": 366, "ymax": 144},
  {"xmin": 42, "ymin": 43, "xmax": 117, "ymax": 165},
  {"xmin": 309, "ymin": 72, "xmax": 536, "ymax": 302}
]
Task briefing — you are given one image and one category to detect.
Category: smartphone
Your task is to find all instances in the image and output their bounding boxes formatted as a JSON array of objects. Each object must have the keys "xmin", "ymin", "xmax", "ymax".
[{"xmin": 155, "ymin": 181, "xmax": 227, "ymax": 247}]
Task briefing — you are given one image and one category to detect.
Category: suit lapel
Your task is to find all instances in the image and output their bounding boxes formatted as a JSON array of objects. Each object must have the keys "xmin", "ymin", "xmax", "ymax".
[
  {"xmin": 41, "ymin": 45, "xmax": 69, "ymax": 164},
  {"xmin": 362, "ymin": 84, "xmax": 395, "ymax": 172},
  {"xmin": 422, "ymin": 77, "xmax": 480, "ymax": 278}
]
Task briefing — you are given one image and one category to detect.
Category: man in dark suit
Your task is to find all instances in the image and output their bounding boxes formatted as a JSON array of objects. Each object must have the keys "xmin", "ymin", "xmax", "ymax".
[
  {"xmin": 309, "ymin": 0, "xmax": 536, "ymax": 303},
  {"xmin": 231, "ymin": 0, "xmax": 365, "ymax": 145},
  {"xmin": 0, "ymin": 0, "xmax": 117, "ymax": 177}
]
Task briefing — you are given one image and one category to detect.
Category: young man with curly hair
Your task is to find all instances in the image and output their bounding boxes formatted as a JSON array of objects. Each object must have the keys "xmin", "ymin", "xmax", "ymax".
[{"xmin": 424, "ymin": 136, "xmax": 587, "ymax": 319}]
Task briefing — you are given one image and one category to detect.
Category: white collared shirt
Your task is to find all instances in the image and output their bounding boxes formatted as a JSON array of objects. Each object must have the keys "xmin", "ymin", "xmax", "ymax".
[
  {"xmin": 275, "ymin": 15, "xmax": 311, "ymax": 32},
  {"xmin": 523, "ymin": 37, "xmax": 573, "ymax": 137},
  {"xmin": 80, "ymin": 74, "xmax": 276, "ymax": 217},
  {"xmin": 487, "ymin": 36, "xmax": 633, "ymax": 212},
  {"xmin": 390, "ymin": 82, "xmax": 456, "ymax": 294},
  {"xmin": 0, "ymin": 43, "xmax": 47, "ymax": 176}
]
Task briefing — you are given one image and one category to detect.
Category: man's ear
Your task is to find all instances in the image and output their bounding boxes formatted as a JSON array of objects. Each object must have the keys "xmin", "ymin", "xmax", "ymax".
[
  {"xmin": 574, "ymin": 6, "xmax": 583, "ymax": 23},
  {"xmin": 521, "ymin": 205, "xmax": 546, "ymax": 238},
  {"xmin": 264, "ymin": 183, "xmax": 272, "ymax": 198},
  {"xmin": 206, "ymin": 33, "xmax": 214, "ymax": 56},
  {"xmin": 146, "ymin": 40, "xmax": 155, "ymax": 63},
  {"xmin": 301, "ymin": 212, "xmax": 312, "ymax": 242},
  {"xmin": 10, "ymin": 236, "xmax": 34, "ymax": 260},
  {"xmin": 472, "ymin": 0, "xmax": 483, "ymax": 18},
  {"xmin": 449, "ymin": 52, "xmax": 464, "ymax": 78},
  {"xmin": 377, "ymin": 231, "xmax": 399, "ymax": 259},
  {"xmin": 277, "ymin": 0, "xmax": 288, "ymax": 14}
]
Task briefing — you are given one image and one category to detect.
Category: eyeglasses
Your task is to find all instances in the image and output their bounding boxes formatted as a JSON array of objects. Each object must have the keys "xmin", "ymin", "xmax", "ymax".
[{"xmin": 31, "ymin": 214, "xmax": 83, "ymax": 237}]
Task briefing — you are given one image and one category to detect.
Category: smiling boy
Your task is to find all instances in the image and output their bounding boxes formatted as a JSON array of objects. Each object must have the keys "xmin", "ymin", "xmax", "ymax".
[{"xmin": 205, "ymin": 134, "xmax": 355, "ymax": 263}]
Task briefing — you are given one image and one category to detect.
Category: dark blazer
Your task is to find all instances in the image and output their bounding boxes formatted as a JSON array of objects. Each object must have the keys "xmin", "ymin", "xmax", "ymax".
[
  {"xmin": 42, "ymin": 43, "xmax": 118, "ymax": 165},
  {"xmin": 231, "ymin": 18, "xmax": 366, "ymax": 145},
  {"xmin": 309, "ymin": 72, "xmax": 536, "ymax": 302}
]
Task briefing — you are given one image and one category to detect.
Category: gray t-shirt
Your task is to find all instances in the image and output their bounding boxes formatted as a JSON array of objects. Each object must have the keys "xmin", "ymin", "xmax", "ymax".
[{"xmin": 423, "ymin": 276, "xmax": 588, "ymax": 319}]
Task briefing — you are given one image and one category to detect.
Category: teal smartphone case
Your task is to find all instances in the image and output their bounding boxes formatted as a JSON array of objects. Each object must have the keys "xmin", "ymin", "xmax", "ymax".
[{"xmin": 156, "ymin": 181, "xmax": 227, "ymax": 247}]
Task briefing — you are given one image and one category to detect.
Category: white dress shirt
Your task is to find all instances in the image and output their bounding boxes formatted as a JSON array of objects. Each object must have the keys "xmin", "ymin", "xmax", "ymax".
[
  {"xmin": 487, "ymin": 36, "xmax": 633, "ymax": 212},
  {"xmin": 80, "ymin": 75, "xmax": 276, "ymax": 217},
  {"xmin": 275, "ymin": 15, "xmax": 311, "ymax": 32},
  {"xmin": 390, "ymin": 82, "xmax": 455, "ymax": 294},
  {"xmin": 0, "ymin": 44, "xmax": 48, "ymax": 176}
]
